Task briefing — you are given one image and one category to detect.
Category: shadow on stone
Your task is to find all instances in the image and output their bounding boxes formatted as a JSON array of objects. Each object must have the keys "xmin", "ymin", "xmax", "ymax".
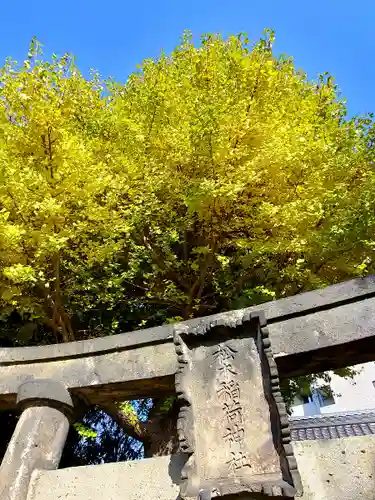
[
  {"xmin": 0, "ymin": 410, "xmax": 18, "ymax": 464},
  {"xmin": 168, "ymin": 452, "xmax": 189, "ymax": 486}
]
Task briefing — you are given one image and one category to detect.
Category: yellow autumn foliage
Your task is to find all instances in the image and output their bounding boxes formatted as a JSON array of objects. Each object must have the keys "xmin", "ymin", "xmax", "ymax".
[{"xmin": 0, "ymin": 31, "xmax": 374, "ymax": 343}]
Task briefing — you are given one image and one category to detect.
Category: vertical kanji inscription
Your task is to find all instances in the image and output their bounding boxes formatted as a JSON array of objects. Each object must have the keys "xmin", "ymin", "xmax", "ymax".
[
  {"xmin": 213, "ymin": 342, "xmax": 251, "ymax": 474},
  {"xmin": 174, "ymin": 314, "xmax": 302, "ymax": 498}
]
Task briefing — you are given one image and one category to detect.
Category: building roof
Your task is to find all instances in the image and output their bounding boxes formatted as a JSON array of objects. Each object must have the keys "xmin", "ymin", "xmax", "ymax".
[{"xmin": 289, "ymin": 410, "xmax": 375, "ymax": 441}]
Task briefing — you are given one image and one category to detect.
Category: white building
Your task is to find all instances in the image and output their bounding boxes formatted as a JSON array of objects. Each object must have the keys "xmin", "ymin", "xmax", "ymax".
[{"xmin": 290, "ymin": 361, "xmax": 375, "ymax": 417}]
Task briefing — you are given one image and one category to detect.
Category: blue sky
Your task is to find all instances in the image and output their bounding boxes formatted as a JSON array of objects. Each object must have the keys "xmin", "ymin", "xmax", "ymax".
[{"xmin": 0, "ymin": 0, "xmax": 374, "ymax": 116}]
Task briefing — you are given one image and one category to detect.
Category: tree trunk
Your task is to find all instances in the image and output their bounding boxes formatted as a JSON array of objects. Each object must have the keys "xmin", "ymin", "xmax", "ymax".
[
  {"xmin": 143, "ymin": 398, "xmax": 179, "ymax": 458},
  {"xmin": 100, "ymin": 397, "xmax": 179, "ymax": 458}
]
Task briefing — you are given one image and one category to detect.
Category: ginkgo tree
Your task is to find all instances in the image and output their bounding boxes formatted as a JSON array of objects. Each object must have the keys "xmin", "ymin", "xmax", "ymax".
[
  {"xmin": 0, "ymin": 38, "xmax": 131, "ymax": 342},
  {"xmin": 0, "ymin": 30, "xmax": 375, "ymax": 458}
]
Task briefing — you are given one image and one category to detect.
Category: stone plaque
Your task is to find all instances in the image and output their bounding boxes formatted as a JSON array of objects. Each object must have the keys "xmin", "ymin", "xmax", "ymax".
[{"xmin": 174, "ymin": 312, "xmax": 302, "ymax": 499}]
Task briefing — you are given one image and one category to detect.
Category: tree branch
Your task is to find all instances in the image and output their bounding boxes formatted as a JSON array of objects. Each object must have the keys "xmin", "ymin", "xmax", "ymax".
[
  {"xmin": 142, "ymin": 236, "xmax": 191, "ymax": 292},
  {"xmin": 181, "ymin": 230, "xmax": 188, "ymax": 262},
  {"xmin": 100, "ymin": 401, "xmax": 149, "ymax": 443},
  {"xmin": 53, "ymin": 254, "xmax": 75, "ymax": 342},
  {"xmin": 6, "ymin": 189, "xmax": 28, "ymax": 224},
  {"xmin": 190, "ymin": 237, "xmax": 218, "ymax": 302}
]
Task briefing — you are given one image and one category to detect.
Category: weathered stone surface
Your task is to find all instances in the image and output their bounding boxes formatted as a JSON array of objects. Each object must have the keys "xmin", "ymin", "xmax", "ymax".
[
  {"xmin": 0, "ymin": 380, "xmax": 73, "ymax": 500},
  {"xmin": 1, "ymin": 277, "xmax": 375, "ymax": 410},
  {"xmin": 17, "ymin": 378, "xmax": 73, "ymax": 414},
  {"xmin": 273, "ymin": 296, "xmax": 375, "ymax": 377},
  {"xmin": 293, "ymin": 435, "xmax": 375, "ymax": 500},
  {"xmin": 1, "ymin": 277, "xmax": 374, "ymax": 500},
  {"xmin": 174, "ymin": 317, "xmax": 300, "ymax": 498},
  {"xmin": 0, "ymin": 343, "xmax": 176, "ymax": 409},
  {"xmin": 272, "ymin": 295, "xmax": 375, "ymax": 355},
  {"xmin": 0, "ymin": 404, "xmax": 71, "ymax": 500},
  {"xmin": 0, "ymin": 324, "xmax": 175, "ymax": 365},
  {"xmin": 26, "ymin": 454, "xmax": 186, "ymax": 500},
  {"xmin": 27, "ymin": 435, "xmax": 375, "ymax": 500},
  {"xmin": 183, "ymin": 275, "xmax": 375, "ymax": 332},
  {"xmin": 0, "ymin": 275, "xmax": 373, "ymax": 365}
]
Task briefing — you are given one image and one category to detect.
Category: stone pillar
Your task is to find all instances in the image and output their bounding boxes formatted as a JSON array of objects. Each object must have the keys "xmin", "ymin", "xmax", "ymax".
[{"xmin": 0, "ymin": 379, "xmax": 74, "ymax": 500}]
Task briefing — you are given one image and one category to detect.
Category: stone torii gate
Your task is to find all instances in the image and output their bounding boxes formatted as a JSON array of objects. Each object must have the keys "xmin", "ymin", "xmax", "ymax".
[{"xmin": 0, "ymin": 276, "xmax": 375, "ymax": 500}]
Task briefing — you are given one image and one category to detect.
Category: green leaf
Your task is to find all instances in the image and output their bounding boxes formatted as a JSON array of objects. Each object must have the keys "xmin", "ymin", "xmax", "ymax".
[{"xmin": 73, "ymin": 423, "xmax": 98, "ymax": 439}]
